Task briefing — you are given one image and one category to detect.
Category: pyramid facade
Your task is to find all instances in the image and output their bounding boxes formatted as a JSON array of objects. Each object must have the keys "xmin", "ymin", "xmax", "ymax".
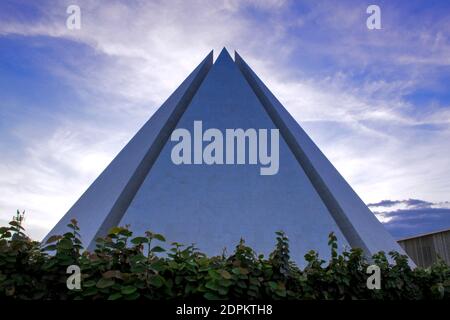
[{"xmin": 44, "ymin": 49, "xmax": 408, "ymax": 264}]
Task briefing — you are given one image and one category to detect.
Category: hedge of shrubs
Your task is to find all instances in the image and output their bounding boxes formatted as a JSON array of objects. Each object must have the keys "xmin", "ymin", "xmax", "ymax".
[{"xmin": 0, "ymin": 211, "xmax": 449, "ymax": 300}]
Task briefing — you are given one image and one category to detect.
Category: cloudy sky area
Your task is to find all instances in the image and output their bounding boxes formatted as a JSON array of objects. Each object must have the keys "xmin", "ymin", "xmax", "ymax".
[{"xmin": 0, "ymin": 0, "xmax": 449, "ymax": 240}]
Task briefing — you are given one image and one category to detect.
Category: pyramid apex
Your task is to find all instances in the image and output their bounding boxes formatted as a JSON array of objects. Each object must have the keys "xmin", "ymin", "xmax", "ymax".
[
  {"xmin": 216, "ymin": 47, "xmax": 233, "ymax": 63},
  {"xmin": 234, "ymin": 50, "xmax": 244, "ymax": 62}
]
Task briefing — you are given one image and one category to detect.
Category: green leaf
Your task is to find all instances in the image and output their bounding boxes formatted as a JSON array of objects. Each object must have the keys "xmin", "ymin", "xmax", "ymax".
[
  {"xmin": 108, "ymin": 227, "xmax": 124, "ymax": 235},
  {"xmin": 2, "ymin": 231, "xmax": 11, "ymax": 238},
  {"xmin": 149, "ymin": 260, "xmax": 166, "ymax": 272},
  {"xmin": 83, "ymin": 286, "xmax": 98, "ymax": 296},
  {"xmin": 219, "ymin": 270, "xmax": 232, "ymax": 279},
  {"xmin": 218, "ymin": 286, "xmax": 229, "ymax": 295},
  {"xmin": 121, "ymin": 286, "xmax": 137, "ymax": 295},
  {"xmin": 150, "ymin": 246, "xmax": 166, "ymax": 253},
  {"xmin": 108, "ymin": 292, "xmax": 122, "ymax": 300},
  {"xmin": 9, "ymin": 221, "xmax": 22, "ymax": 228},
  {"xmin": 205, "ymin": 281, "xmax": 220, "ymax": 291},
  {"xmin": 45, "ymin": 235, "xmax": 61, "ymax": 244},
  {"xmin": 96, "ymin": 278, "xmax": 115, "ymax": 289},
  {"xmin": 231, "ymin": 268, "xmax": 241, "ymax": 275},
  {"xmin": 268, "ymin": 281, "xmax": 278, "ymax": 290},
  {"xmin": 153, "ymin": 234, "xmax": 166, "ymax": 242},
  {"xmin": 131, "ymin": 237, "xmax": 148, "ymax": 245},
  {"xmin": 43, "ymin": 244, "xmax": 57, "ymax": 251},
  {"xmin": 58, "ymin": 239, "xmax": 73, "ymax": 250},
  {"xmin": 102, "ymin": 270, "xmax": 122, "ymax": 279},
  {"xmin": 149, "ymin": 275, "xmax": 165, "ymax": 288},
  {"xmin": 124, "ymin": 292, "xmax": 140, "ymax": 300},
  {"xmin": 276, "ymin": 289, "xmax": 287, "ymax": 297},
  {"xmin": 204, "ymin": 292, "xmax": 221, "ymax": 300},
  {"xmin": 83, "ymin": 280, "xmax": 96, "ymax": 288},
  {"xmin": 239, "ymin": 267, "xmax": 249, "ymax": 275},
  {"xmin": 118, "ymin": 229, "xmax": 133, "ymax": 237}
]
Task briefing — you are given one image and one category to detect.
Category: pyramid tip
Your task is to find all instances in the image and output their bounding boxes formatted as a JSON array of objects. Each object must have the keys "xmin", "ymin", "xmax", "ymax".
[
  {"xmin": 216, "ymin": 47, "xmax": 233, "ymax": 62},
  {"xmin": 219, "ymin": 47, "xmax": 230, "ymax": 55}
]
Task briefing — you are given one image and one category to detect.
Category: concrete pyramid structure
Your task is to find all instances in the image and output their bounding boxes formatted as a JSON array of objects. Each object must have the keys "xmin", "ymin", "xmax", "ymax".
[{"xmin": 44, "ymin": 49, "xmax": 408, "ymax": 264}]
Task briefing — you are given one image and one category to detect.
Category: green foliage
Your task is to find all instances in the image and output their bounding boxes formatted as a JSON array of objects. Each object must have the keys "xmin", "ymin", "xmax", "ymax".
[{"xmin": 0, "ymin": 212, "xmax": 449, "ymax": 300}]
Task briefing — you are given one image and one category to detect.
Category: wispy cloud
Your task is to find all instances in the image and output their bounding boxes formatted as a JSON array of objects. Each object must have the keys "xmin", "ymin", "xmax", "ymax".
[
  {"xmin": 0, "ymin": 0, "xmax": 449, "ymax": 239},
  {"xmin": 368, "ymin": 198, "xmax": 450, "ymax": 238}
]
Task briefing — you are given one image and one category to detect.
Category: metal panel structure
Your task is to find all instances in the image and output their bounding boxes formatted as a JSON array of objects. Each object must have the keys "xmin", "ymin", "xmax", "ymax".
[
  {"xmin": 43, "ymin": 48, "xmax": 410, "ymax": 266},
  {"xmin": 398, "ymin": 229, "xmax": 450, "ymax": 267}
]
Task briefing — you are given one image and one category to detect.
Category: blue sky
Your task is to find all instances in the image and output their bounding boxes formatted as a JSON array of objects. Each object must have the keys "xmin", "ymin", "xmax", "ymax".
[{"xmin": 0, "ymin": 0, "xmax": 449, "ymax": 240}]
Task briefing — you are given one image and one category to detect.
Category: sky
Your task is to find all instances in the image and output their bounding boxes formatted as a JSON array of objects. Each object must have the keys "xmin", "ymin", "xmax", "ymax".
[{"xmin": 0, "ymin": 0, "xmax": 449, "ymax": 241}]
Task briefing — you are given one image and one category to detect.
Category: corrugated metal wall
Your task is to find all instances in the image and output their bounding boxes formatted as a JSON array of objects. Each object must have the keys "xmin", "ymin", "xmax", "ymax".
[{"xmin": 398, "ymin": 230, "xmax": 450, "ymax": 268}]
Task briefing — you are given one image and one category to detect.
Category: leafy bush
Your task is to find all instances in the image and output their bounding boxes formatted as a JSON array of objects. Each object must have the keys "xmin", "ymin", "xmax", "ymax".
[{"xmin": 0, "ymin": 211, "xmax": 449, "ymax": 300}]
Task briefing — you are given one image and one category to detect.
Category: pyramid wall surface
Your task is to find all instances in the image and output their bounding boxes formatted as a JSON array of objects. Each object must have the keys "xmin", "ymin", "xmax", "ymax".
[{"xmin": 44, "ymin": 49, "xmax": 408, "ymax": 265}]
